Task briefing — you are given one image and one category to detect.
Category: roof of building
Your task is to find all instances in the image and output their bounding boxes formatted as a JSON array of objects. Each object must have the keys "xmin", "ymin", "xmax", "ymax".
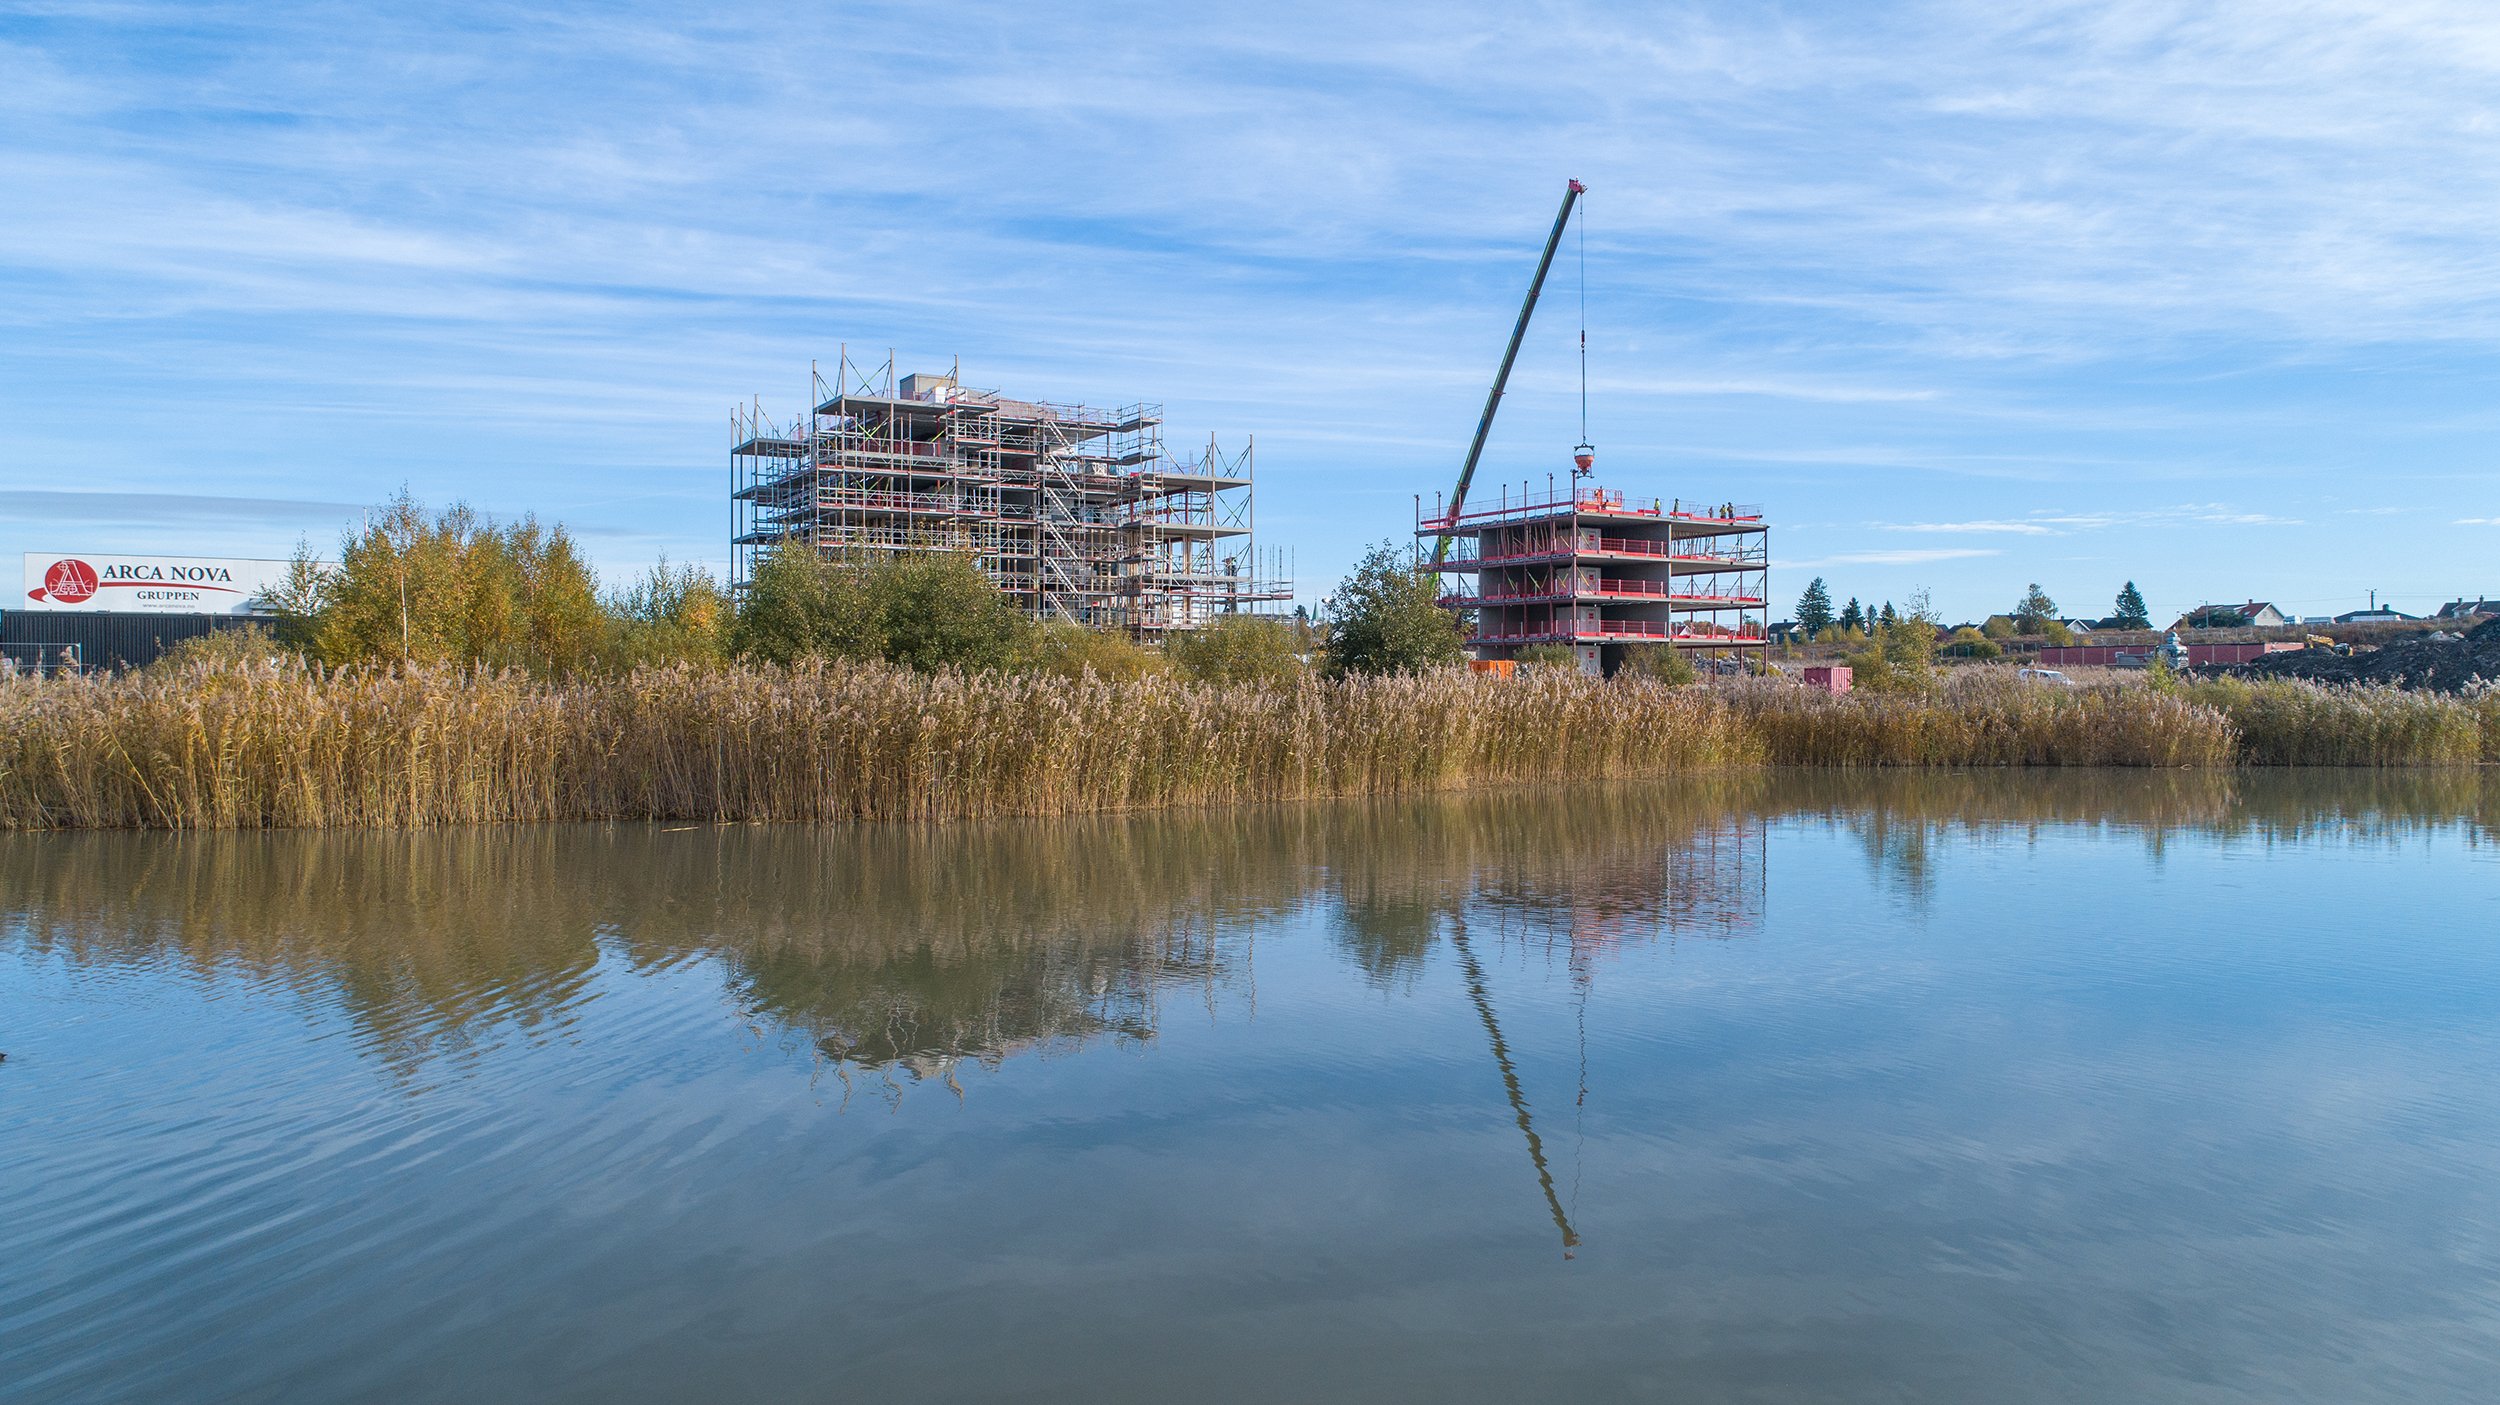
[{"xmin": 2176, "ymin": 601, "xmax": 2284, "ymax": 620}]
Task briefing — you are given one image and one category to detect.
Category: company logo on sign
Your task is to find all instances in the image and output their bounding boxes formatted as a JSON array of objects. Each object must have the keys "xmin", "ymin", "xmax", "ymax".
[
  {"xmin": 34, "ymin": 558, "xmax": 100, "ymax": 605},
  {"xmin": 20, "ymin": 554, "xmax": 281, "ymax": 614}
]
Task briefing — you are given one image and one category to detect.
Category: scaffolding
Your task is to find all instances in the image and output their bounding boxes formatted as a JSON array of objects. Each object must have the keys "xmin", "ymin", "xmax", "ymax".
[
  {"xmin": 732, "ymin": 350, "xmax": 1291, "ymax": 633},
  {"xmin": 1418, "ymin": 474, "xmax": 1769, "ymax": 675}
]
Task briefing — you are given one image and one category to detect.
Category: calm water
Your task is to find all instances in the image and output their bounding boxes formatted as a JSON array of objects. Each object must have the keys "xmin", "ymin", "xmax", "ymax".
[{"xmin": 5, "ymin": 772, "xmax": 2500, "ymax": 1403}]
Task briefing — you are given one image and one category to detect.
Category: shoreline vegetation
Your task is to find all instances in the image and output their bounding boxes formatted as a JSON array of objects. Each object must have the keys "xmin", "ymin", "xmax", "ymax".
[
  {"xmin": 3, "ymin": 504, "xmax": 2489, "ymax": 831},
  {"xmin": 2, "ymin": 661, "xmax": 2492, "ymax": 831}
]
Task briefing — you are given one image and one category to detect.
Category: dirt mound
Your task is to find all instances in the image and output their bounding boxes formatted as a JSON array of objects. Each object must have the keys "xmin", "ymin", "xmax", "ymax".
[{"xmin": 2222, "ymin": 619, "xmax": 2500, "ymax": 693}]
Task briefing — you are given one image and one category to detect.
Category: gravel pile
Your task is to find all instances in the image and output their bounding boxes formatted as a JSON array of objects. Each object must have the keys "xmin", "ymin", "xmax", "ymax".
[{"xmin": 2218, "ymin": 615, "xmax": 2500, "ymax": 693}]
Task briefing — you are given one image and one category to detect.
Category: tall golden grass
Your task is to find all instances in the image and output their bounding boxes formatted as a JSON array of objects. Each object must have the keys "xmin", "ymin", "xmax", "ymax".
[
  {"xmin": 1, "ymin": 662, "xmax": 2488, "ymax": 831},
  {"xmin": 2184, "ymin": 677, "xmax": 2493, "ymax": 767},
  {"xmin": 1726, "ymin": 672, "xmax": 2238, "ymax": 767},
  {"xmin": 0, "ymin": 660, "xmax": 1753, "ymax": 829}
]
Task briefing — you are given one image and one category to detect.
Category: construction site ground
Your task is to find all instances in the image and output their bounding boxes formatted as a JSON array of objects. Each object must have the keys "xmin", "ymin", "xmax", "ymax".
[{"xmin": 2207, "ymin": 615, "xmax": 2500, "ymax": 693}]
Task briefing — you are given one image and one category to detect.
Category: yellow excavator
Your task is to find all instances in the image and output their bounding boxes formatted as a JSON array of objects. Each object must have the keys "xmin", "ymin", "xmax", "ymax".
[{"xmin": 2306, "ymin": 634, "xmax": 2352, "ymax": 657}]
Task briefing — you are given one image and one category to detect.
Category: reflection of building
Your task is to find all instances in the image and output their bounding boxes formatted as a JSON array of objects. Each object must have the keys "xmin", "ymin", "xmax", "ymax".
[
  {"xmin": 1660, "ymin": 821, "xmax": 1765, "ymax": 942},
  {"xmin": 1446, "ymin": 814, "xmax": 1768, "ymax": 1257},
  {"xmin": 1473, "ymin": 816, "xmax": 1767, "ymax": 956},
  {"xmin": 1418, "ymin": 479, "xmax": 1770, "ymax": 676}
]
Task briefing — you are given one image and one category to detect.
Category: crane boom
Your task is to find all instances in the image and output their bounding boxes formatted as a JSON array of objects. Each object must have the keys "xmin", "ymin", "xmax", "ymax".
[{"xmin": 1434, "ymin": 178, "xmax": 1586, "ymax": 563}]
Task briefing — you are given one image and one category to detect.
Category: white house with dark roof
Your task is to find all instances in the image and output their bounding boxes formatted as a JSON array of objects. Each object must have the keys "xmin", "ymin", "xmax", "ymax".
[{"xmin": 2171, "ymin": 601, "xmax": 2290, "ymax": 630}]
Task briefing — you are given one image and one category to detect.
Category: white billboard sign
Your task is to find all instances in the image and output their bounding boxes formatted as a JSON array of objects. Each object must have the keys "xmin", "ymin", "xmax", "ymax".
[{"xmin": 21, "ymin": 553, "xmax": 296, "ymax": 616}]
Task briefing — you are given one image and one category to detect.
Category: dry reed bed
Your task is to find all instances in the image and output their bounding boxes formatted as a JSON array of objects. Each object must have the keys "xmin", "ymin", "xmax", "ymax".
[
  {"xmin": 2183, "ymin": 677, "xmax": 2496, "ymax": 767},
  {"xmin": 1, "ymin": 664, "xmax": 2489, "ymax": 831},
  {"xmin": 1726, "ymin": 674, "xmax": 2238, "ymax": 767},
  {"xmin": 0, "ymin": 662, "xmax": 1752, "ymax": 830}
]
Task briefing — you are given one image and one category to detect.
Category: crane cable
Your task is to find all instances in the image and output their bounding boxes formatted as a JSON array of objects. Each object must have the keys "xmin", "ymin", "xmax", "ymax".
[{"xmin": 1578, "ymin": 195, "xmax": 1588, "ymax": 450}]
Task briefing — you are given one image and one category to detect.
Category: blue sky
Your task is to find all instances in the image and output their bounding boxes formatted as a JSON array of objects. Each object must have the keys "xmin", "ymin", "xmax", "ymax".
[{"xmin": 5, "ymin": 0, "xmax": 2499, "ymax": 623}]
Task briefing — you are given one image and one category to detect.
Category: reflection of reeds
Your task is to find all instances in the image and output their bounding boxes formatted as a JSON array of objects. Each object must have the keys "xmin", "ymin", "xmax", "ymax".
[
  {"xmin": 2, "ymin": 664, "xmax": 2492, "ymax": 832},
  {"xmin": 6, "ymin": 771, "xmax": 2492, "ymax": 1078}
]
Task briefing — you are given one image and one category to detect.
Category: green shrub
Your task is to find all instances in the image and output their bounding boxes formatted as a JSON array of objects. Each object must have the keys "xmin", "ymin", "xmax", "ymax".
[
  {"xmin": 1016, "ymin": 622, "xmax": 1165, "ymax": 682},
  {"xmin": 603, "ymin": 558, "xmax": 732, "ymax": 669},
  {"xmin": 1943, "ymin": 627, "xmax": 2001, "ymax": 660},
  {"xmin": 1844, "ymin": 593, "xmax": 1942, "ymax": 694},
  {"xmin": 1322, "ymin": 541, "xmax": 1465, "ymax": 678},
  {"xmin": 1513, "ymin": 643, "xmax": 1581, "ymax": 672},
  {"xmin": 1167, "ymin": 614, "xmax": 1303, "ymax": 687},
  {"xmin": 731, "ymin": 547, "xmax": 1027, "ymax": 672},
  {"xmin": 1618, "ymin": 644, "xmax": 1696, "ymax": 685}
]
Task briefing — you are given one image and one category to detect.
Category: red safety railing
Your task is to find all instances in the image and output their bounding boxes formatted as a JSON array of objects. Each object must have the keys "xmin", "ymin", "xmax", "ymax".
[
  {"xmin": 1457, "ymin": 537, "xmax": 1762, "ymax": 570},
  {"xmin": 1470, "ymin": 620, "xmax": 1767, "ymax": 645},
  {"xmin": 1443, "ymin": 585, "xmax": 1765, "ymax": 608},
  {"xmin": 1416, "ymin": 485, "xmax": 1664, "ymax": 534},
  {"xmin": 1419, "ymin": 486, "xmax": 1767, "ymax": 534},
  {"xmin": 1454, "ymin": 577, "xmax": 1764, "ymax": 603}
]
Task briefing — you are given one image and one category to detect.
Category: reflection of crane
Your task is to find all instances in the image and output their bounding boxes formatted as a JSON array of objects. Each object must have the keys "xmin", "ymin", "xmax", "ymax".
[
  {"xmin": 1432, "ymin": 179, "xmax": 1588, "ymax": 564},
  {"xmin": 1447, "ymin": 917, "xmax": 1581, "ymax": 1258}
]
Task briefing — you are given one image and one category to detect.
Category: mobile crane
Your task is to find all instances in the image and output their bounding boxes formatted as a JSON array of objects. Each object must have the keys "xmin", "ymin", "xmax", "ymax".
[{"xmin": 1432, "ymin": 179, "xmax": 1589, "ymax": 563}]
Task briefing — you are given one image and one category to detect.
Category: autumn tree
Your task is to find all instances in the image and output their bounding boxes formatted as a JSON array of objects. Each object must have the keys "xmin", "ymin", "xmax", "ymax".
[{"xmin": 282, "ymin": 492, "xmax": 603, "ymax": 673}]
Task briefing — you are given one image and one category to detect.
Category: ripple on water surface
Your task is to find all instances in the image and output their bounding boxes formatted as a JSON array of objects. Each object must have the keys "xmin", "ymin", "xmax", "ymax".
[{"xmin": 4, "ymin": 772, "xmax": 2500, "ymax": 1403}]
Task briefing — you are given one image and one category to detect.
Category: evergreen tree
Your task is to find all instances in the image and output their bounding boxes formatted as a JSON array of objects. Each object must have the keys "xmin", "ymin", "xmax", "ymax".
[
  {"xmin": 1880, "ymin": 601, "xmax": 1899, "ymax": 627},
  {"xmin": 2113, "ymin": 581, "xmax": 2150, "ymax": 630},
  {"xmin": 1795, "ymin": 577, "xmax": 1835, "ymax": 635},
  {"xmin": 1839, "ymin": 597, "xmax": 1865, "ymax": 633}
]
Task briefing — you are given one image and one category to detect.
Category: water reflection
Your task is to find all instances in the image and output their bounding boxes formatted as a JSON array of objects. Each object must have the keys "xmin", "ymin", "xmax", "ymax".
[
  {"xmin": 9, "ymin": 769, "xmax": 2500, "ymax": 1402},
  {"xmin": 3, "ymin": 769, "xmax": 2491, "ymax": 1086}
]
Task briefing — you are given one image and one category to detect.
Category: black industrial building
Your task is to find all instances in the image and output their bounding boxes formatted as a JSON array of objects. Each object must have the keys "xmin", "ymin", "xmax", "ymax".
[{"xmin": 1, "ymin": 609, "xmax": 267, "ymax": 673}]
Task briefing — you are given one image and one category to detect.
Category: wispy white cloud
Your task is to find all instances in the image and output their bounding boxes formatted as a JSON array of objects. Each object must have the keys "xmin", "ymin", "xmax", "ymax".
[
  {"xmin": 0, "ymin": 0, "xmax": 2486, "ymax": 611},
  {"xmin": 2031, "ymin": 504, "xmax": 2305, "ymax": 530},
  {"xmin": 1818, "ymin": 548, "xmax": 2004, "ymax": 566},
  {"xmin": 1879, "ymin": 520, "xmax": 2060, "ymax": 535}
]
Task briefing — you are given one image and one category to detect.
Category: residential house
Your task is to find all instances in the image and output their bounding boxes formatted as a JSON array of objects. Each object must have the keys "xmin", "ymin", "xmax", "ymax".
[
  {"xmin": 2172, "ymin": 602, "xmax": 2290, "ymax": 630},
  {"xmin": 2434, "ymin": 598, "xmax": 2499, "ymax": 621}
]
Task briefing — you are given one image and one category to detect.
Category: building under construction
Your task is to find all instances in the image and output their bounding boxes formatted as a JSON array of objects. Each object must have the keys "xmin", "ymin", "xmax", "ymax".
[
  {"xmin": 1419, "ymin": 476, "xmax": 1769, "ymax": 675},
  {"xmin": 732, "ymin": 352, "xmax": 1289, "ymax": 633},
  {"xmin": 1412, "ymin": 179, "xmax": 1768, "ymax": 679}
]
